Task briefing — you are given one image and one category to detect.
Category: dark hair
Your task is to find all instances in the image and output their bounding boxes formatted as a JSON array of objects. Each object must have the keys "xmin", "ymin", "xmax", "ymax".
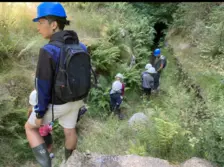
[{"xmin": 44, "ymin": 15, "xmax": 70, "ymax": 30}]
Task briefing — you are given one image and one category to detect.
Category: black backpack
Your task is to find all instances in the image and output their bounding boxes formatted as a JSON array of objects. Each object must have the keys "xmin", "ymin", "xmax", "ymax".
[
  {"xmin": 48, "ymin": 34, "xmax": 97, "ymax": 123},
  {"xmin": 50, "ymin": 38, "xmax": 97, "ymax": 103}
]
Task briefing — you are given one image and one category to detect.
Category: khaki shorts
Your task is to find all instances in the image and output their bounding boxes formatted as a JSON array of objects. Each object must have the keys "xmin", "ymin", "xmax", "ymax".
[{"xmin": 28, "ymin": 100, "xmax": 84, "ymax": 128}]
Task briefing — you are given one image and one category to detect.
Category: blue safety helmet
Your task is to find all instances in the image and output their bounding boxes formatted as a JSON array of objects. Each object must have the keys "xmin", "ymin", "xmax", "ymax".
[
  {"xmin": 154, "ymin": 48, "xmax": 161, "ymax": 57},
  {"xmin": 33, "ymin": 2, "xmax": 67, "ymax": 22}
]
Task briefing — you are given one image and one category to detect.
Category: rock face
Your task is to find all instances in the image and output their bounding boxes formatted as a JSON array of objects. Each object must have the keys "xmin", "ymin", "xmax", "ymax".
[
  {"xmin": 180, "ymin": 157, "xmax": 215, "ymax": 167},
  {"xmin": 60, "ymin": 151, "xmax": 217, "ymax": 167},
  {"xmin": 128, "ymin": 112, "xmax": 149, "ymax": 127},
  {"xmin": 61, "ymin": 151, "xmax": 177, "ymax": 167}
]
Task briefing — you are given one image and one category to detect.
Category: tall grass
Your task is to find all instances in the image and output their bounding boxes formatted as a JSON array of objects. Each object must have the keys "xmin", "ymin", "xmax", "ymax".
[
  {"xmin": 0, "ymin": 3, "xmax": 45, "ymax": 72},
  {"xmin": 1, "ymin": 2, "xmax": 223, "ymax": 167},
  {"xmin": 167, "ymin": 29, "xmax": 224, "ymax": 165}
]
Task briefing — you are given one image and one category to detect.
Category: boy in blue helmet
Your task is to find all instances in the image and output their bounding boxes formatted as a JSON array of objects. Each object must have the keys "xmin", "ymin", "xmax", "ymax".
[
  {"xmin": 153, "ymin": 48, "xmax": 167, "ymax": 90},
  {"xmin": 153, "ymin": 48, "xmax": 167, "ymax": 73},
  {"xmin": 24, "ymin": 2, "xmax": 88, "ymax": 167}
]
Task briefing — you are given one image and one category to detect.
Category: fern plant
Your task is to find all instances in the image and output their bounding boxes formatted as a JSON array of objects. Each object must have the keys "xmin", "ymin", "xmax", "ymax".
[
  {"xmin": 122, "ymin": 64, "xmax": 142, "ymax": 91},
  {"xmin": 87, "ymin": 86, "xmax": 111, "ymax": 118},
  {"xmin": 128, "ymin": 140, "xmax": 148, "ymax": 156},
  {"xmin": 147, "ymin": 118, "xmax": 192, "ymax": 158},
  {"xmin": 91, "ymin": 40, "xmax": 120, "ymax": 74}
]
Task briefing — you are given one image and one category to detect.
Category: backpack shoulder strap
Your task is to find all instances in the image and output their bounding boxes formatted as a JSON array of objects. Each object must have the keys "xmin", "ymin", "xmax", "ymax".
[
  {"xmin": 49, "ymin": 40, "xmax": 64, "ymax": 48},
  {"xmin": 49, "ymin": 40, "xmax": 67, "ymax": 72},
  {"xmin": 90, "ymin": 66, "xmax": 98, "ymax": 88}
]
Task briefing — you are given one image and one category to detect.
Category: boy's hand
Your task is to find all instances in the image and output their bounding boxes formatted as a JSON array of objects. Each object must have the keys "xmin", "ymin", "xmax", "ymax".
[{"xmin": 35, "ymin": 118, "xmax": 43, "ymax": 127}]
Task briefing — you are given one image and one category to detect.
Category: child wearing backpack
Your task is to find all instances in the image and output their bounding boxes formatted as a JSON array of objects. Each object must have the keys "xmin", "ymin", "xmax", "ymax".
[
  {"xmin": 28, "ymin": 89, "xmax": 54, "ymax": 159},
  {"xmin": 25, "ymin": 3, "xmax": 96, "ymax": 166},
  {"xmin": 141, "ymin": 67, "xmax": 155, "ymax": 99},
  {"xmin": 109, "ymin": 73, "xmax": 125, "ymax": 120}
]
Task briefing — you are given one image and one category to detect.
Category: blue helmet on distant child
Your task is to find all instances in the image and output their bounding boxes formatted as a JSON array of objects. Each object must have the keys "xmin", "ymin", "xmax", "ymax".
[
  {"xmin": 154, "ymin": 48, "xmax": 161, "ymax": 57},
  {"xmin": 33, "ymin": 2, "xmax": 67, "ymax": 22}
]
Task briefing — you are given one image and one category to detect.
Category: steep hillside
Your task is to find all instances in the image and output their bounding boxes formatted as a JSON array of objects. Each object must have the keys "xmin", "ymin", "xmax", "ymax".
[{"xmin": 0, "ymin": 2, "xmax": 223, "ymax": 167}]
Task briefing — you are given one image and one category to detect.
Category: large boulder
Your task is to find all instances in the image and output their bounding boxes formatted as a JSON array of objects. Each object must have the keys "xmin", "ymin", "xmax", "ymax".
[
  {"xmin": 60, "ymin": 151, "xmax": 217, "ymax": 167},
  {"xmin": 61, "ymin": 150, "xmax": 178, "ymax": 167},
  {"xmin": 180, "ymin": 157, "xmax": 217, "ymax": 167},
  {"xmin": 128, "ymin": 112, "xmax": 149, "ymax": 130}
]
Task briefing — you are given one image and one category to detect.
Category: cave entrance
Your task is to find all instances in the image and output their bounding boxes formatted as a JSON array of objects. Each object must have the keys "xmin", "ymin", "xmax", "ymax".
[{"xmin": 150, "ymin": 22, "xmax": 168, "ymax": 64}]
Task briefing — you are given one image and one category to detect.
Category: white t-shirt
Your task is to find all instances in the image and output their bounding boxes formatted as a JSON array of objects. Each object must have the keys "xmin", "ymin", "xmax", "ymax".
[
  {"xmin": 29, "ymin": 90, "xmax": 37, "ymax": 106},
  {"xmin": 110, "ymin": 80, "xmax": 122, "ymax": 94}
]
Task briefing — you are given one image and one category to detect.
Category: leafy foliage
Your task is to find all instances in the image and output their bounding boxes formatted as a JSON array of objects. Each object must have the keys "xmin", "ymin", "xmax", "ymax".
[
  {"xmin": 1, "ymin": 2, "xmax": 224, "ymax": 166},
  {"xmin": 91, "ymin": 40, "xmax": 121, "ymax": 74},
  {"xmin": 170, "ymin": 3, "xmax": 224, "ymax": 165},
  {"xmin": 122, "ymin": 65, "xmax": 142, "ymax": 92},
  {"xmin": 197, "ymin": 6, "xmax": 224, "ymax": 59},
  {"xmin": 132, "ymin": 2, "xmax": 179, "ymax": 24},
  {"xmin": 87, "ymin": 86, "xmax": 111, "ymax": 118},
  {"xmin": 172, "ymin": 3, "xmax": 224, "ymax": 61},
  {"xmin": 148, "ymin": 118, "xmax": 191, "ymax": 158},
  {"xmin": 128, "ymin": 140, "xmax": 148, "ymax": 156},
  {"xmin": 0, "ymin": 111, "xmax": 34, "ymax": 166},
  {"xmin": 83, "ymin": 2, "xmax": 157, "ymax": 114}
]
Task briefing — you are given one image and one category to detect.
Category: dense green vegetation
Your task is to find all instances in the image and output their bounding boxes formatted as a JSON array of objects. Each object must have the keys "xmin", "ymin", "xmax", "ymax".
[
  {"xmin": 167, "ymin": 3, "xmax": 224, "ymax": 165},
  {"xmin": 0, "ymin": 2, "xmax": 223, "ymax": 167}
]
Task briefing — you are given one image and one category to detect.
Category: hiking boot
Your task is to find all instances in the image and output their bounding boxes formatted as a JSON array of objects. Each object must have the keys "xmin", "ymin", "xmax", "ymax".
[
  {"xmin": 32, "ymin": 143, "xmax": 51, "ymax": 167},
  {"xmin": 118, "ymin": 113, "xmax": 125, "ymax": 120}
]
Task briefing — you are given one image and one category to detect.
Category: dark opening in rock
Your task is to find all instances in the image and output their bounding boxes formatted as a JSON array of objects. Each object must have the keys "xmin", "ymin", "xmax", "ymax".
[{"xmin": 150, "ymin": 22, "xmax": 168, "ymax": 64}]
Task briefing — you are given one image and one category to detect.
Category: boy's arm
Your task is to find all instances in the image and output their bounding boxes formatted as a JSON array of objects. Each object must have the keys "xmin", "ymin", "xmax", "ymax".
[
  {"xmin": 27, "ymin": 106, "xmax": 33, "ymax": 118},
  {"xmin": 157, "ymin": 64, "xmax": 164, "ymax": 72},
  {"xmin": 34, "ymin": 47, "xmax": 54, "ymax": 118},
  {"xmin": 157, "ymin": 58, "xmax": 166, "ymax": 72}
]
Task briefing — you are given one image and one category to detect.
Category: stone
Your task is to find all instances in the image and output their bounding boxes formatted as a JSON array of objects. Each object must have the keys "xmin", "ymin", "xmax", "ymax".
[
  {"xmin": 128, "ymin": 112, "xmax": 149, "ymax": 127},
  {"xmin": 180, "ymin": 157, "xmax": 216, "ymax": 167}
]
